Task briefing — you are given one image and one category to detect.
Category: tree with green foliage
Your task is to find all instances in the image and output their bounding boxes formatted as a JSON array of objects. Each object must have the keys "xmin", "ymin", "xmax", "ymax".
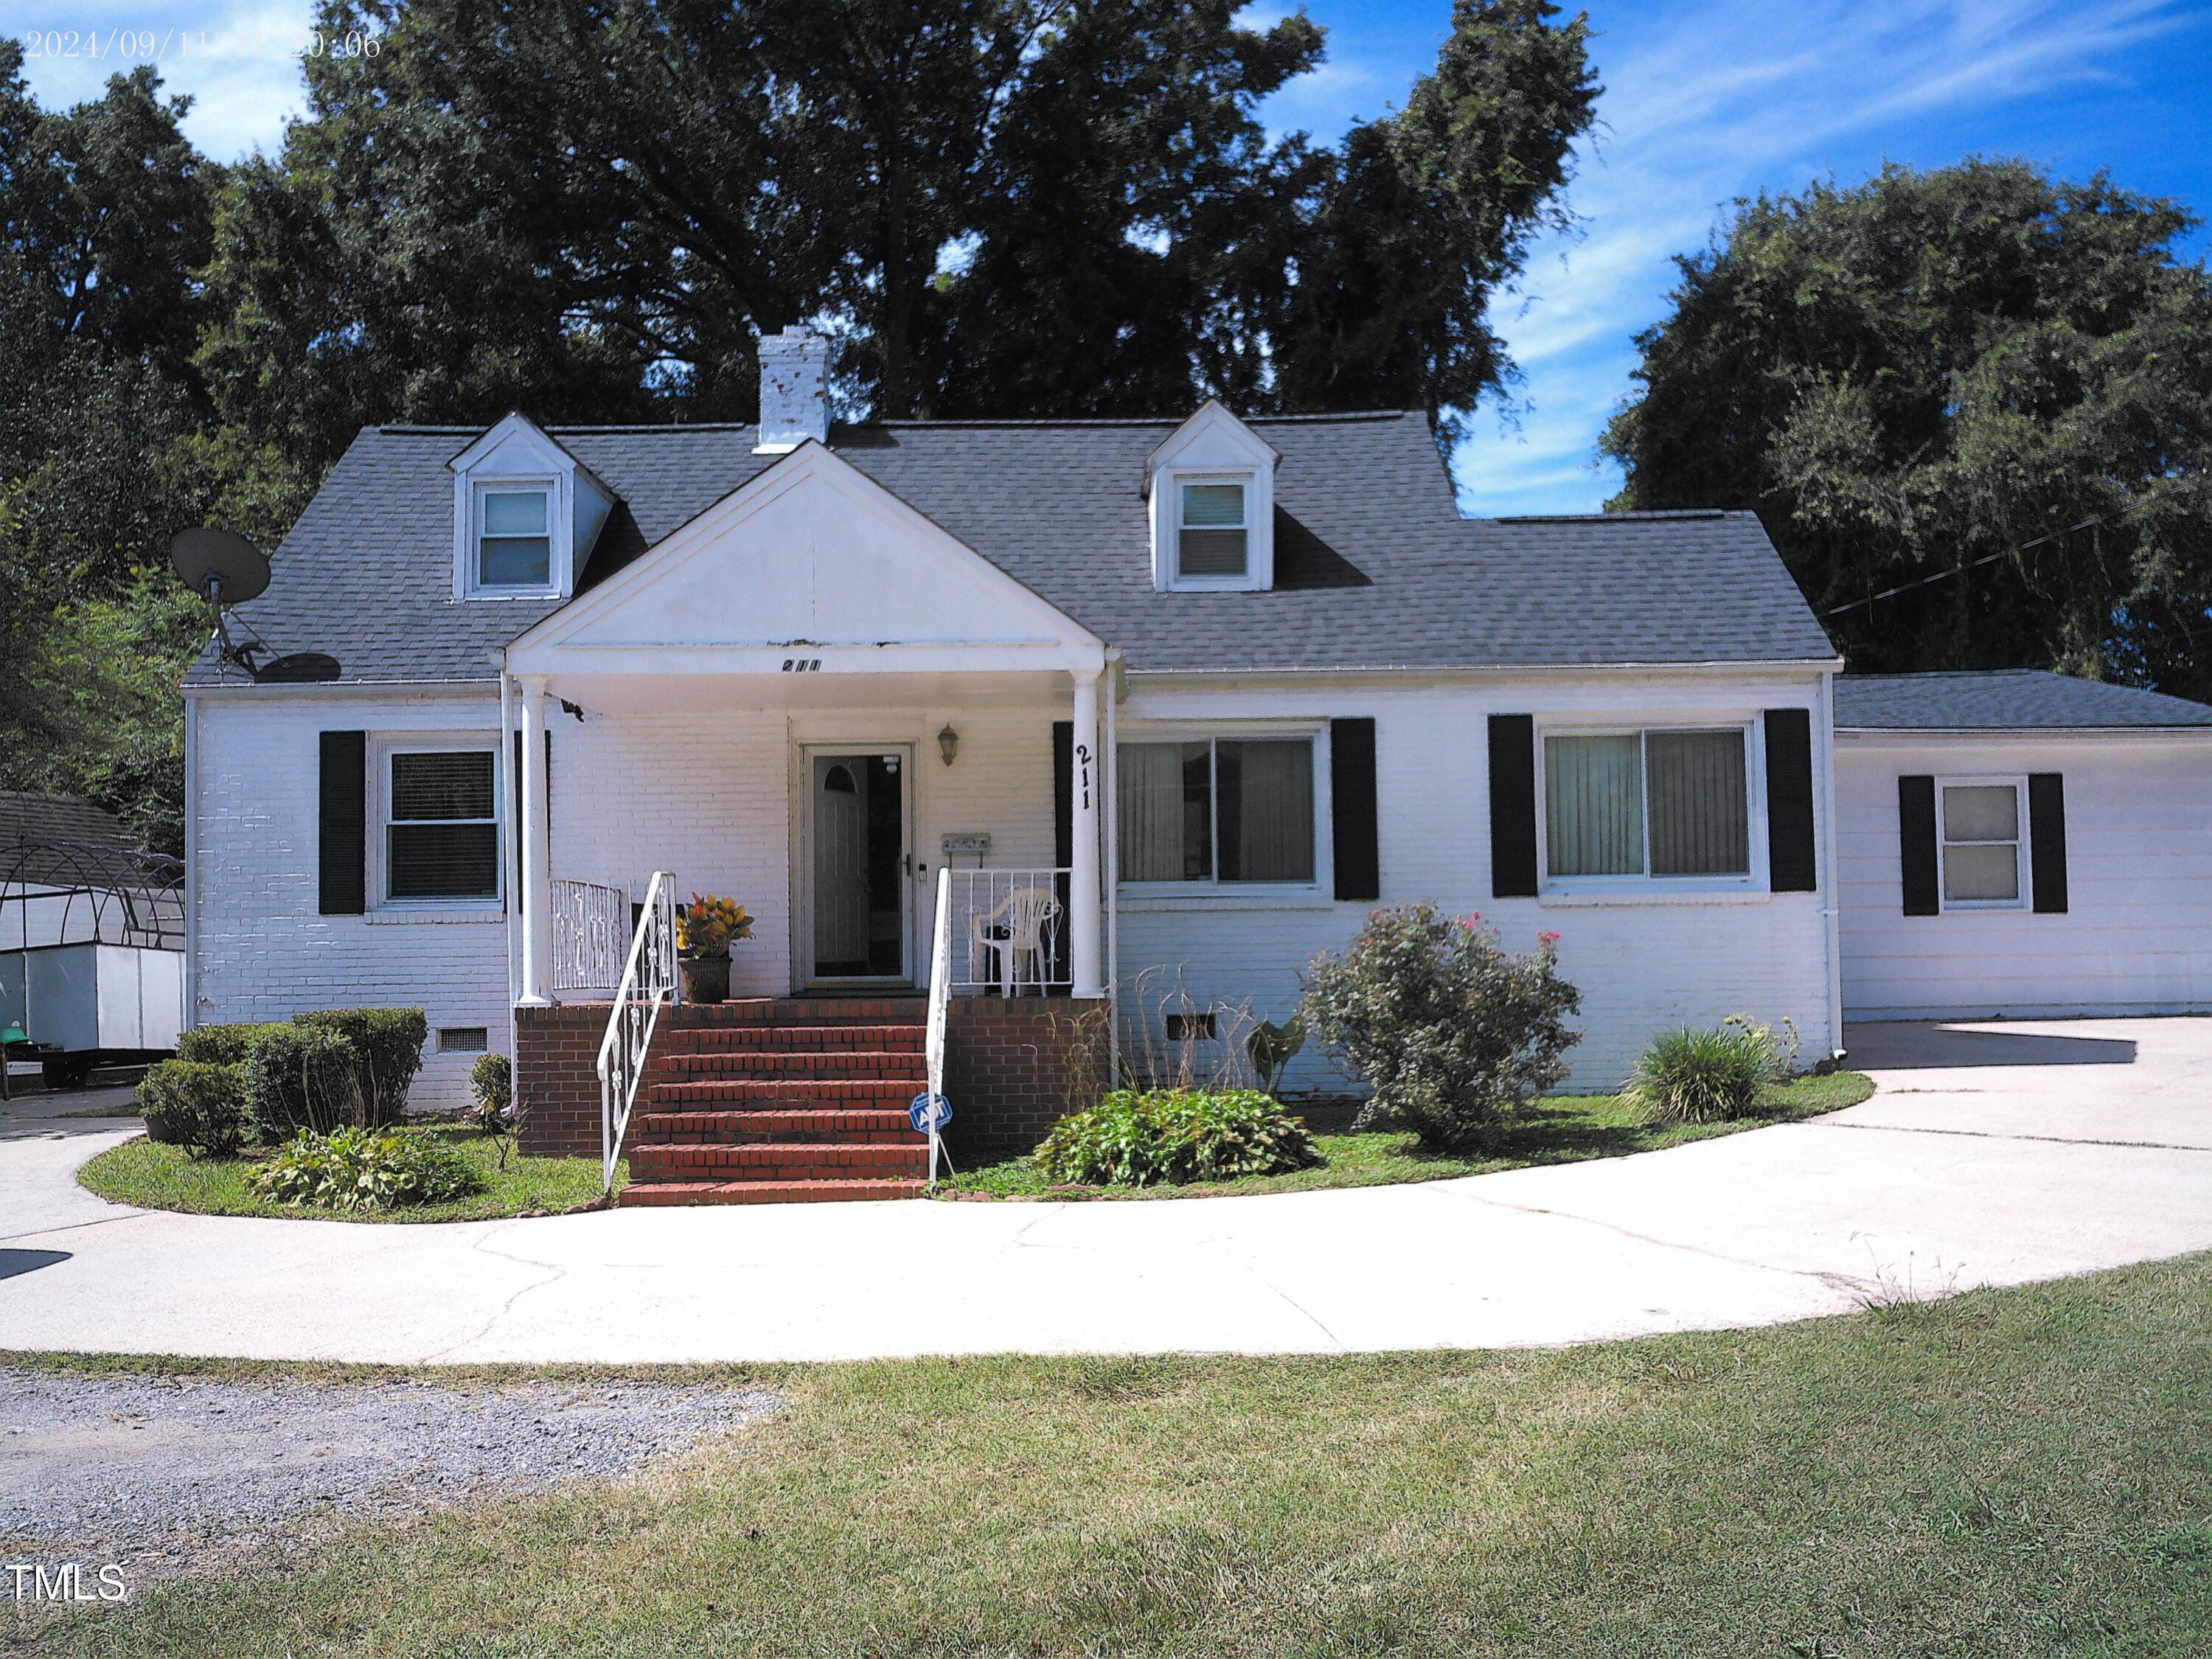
[
  {"xmin": 1602, "ymin": 159, "xmax": 2212, "ymax": 697},
  {"xmin": 0, "ymin": 44, "xmax": 308, "ymax": 850},
  {"xmin": 200, "ymin": 0, "xmax": 1597, "ymax": 462}
]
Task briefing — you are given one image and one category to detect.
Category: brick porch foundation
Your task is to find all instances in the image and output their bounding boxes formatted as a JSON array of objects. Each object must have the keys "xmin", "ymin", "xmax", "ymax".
[
  {"xmin": 941, "ymin": 995, "xmax": 1109, "ymax": 1158},
  {"xmin": 516, "ymin": 994, "xmax": 1110, "ymax": 1162}
]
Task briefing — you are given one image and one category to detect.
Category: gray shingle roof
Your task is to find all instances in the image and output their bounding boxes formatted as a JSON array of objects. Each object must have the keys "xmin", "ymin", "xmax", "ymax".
[
  {"xmin": 0, "ymin": 792, "xmax": 131, "ymax": 850},
  {"xmin": 189, "ymin": 411, "xmax": 1837, "ymax": 685},
  {"xmin": 1834, "ymin": 670, "xmax": 2212, "ymax": 731}
]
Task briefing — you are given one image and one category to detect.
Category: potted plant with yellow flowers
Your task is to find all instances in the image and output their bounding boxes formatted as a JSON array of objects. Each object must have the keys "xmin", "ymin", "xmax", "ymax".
[{"xmin": 677, "ymin": 894, "xmax": 754, "ymax": 1004}]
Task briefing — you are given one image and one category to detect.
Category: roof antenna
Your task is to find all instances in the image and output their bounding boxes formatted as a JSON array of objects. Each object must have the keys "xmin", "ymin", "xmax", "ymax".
[{"xmin": 168, "ymin": 529, "xmax": 271, "ymax": 682}]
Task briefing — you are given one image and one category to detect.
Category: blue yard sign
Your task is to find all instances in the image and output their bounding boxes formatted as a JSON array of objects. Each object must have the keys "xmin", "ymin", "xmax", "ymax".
[{"xmin": 908, "ymin": 1092, "xmax": 953, "ymax": 1134}]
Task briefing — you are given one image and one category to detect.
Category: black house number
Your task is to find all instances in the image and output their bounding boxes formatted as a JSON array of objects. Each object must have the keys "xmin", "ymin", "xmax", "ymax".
[{"xmin": 1076, "ymin": 742, "xmax": 1092, "ymax": 809}]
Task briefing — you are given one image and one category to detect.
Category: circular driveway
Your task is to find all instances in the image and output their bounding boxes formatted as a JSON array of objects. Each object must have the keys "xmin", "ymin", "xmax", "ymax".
[{"xmin": 3, "ymin": 1016, "xmax": 2208, "ymax": 1364}]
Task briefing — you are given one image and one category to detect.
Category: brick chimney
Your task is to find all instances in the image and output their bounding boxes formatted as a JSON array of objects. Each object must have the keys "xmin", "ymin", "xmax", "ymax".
[{"xmin": 755, "ymin": 325, "xmax": 830, "ymax": 453}]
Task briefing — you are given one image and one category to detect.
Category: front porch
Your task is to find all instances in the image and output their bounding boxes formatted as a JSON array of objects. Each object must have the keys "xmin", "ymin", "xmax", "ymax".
[{"xmin": 493, "ymin": 441, "xmax": 1119, "ymax": 1190}]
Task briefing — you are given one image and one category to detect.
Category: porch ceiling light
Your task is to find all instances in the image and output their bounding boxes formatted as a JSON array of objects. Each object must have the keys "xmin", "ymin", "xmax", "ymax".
[{"xmin": 938, "ymin": 724, "xmax": 960, "ymax": 766}]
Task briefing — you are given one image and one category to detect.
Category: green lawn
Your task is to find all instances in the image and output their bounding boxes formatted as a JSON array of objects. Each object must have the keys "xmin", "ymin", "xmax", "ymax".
[
  {"xmin": 15, "ymin": 1253, "xmax": 2212, "ymax": 1656},
  {"xmin": 947, "ymin": 1070, "xmax": 1874, "ymax": 1199},
  {"xmin": 76, "ymin": 1124, "xmax": 622, "ymax": 1222}
]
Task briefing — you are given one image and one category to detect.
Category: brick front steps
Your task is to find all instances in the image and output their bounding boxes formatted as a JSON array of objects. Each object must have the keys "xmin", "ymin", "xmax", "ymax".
[{"xmin": 616, "ymin": 998, "xmax": 931, "ymax": 1208}]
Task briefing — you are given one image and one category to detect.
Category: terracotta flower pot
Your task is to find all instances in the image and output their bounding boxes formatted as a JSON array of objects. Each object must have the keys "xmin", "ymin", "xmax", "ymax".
[{"xmin": 680, "ymin": 953, "xmax": 731, "ymax": 1004}]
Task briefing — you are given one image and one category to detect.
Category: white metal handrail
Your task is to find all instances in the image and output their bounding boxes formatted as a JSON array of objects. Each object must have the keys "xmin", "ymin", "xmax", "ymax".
[
  {"xmin": 947, "ymin": 867, "xmax": 1071, "ymax": 996},
  {"xmin": 552, "ymin": 878, "xmax": 628, "ymax": 993},
  {"xmin": 924, "ymin": 867, "xmax": 953, "ymax": 1192},
  {"xmin": 597, "ymin": 871, "xmax": 678, "ymax": 1194}
]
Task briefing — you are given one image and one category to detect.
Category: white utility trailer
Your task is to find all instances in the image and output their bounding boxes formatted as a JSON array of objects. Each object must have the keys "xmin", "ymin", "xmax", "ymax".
[{"xmin": 1, "ymin": 841, "xmax": 185, "ymax": 1089}]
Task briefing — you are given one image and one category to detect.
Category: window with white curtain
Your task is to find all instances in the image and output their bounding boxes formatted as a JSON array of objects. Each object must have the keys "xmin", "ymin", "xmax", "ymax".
[
  {"xmin": 1175, "ymin": 481, "xmax": 1249, "ymax": 580},
  {"xmin": 1938, "ymin": 779, "xmax": 2024, "ymax": 907},
  {"xmin": 385, "ymin": 748, "xmax": 501, "ymax": 901},
  {"xmin": 475, "ymin": 484, "xmax": 552, "ymax": 589},
  {"xmin": 1543, "ymin": 727, "xmax": 1750, "ymax": 883},
  {"xmin": 1118, "ymin": 737, "xmax": 1315, "ymax": 886}
]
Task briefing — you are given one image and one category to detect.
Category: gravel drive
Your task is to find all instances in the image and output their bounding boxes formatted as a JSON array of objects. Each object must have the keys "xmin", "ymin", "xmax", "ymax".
[{"xmin": 0, "ymin": 1368, "xmax": 779, "ymax": 1578}]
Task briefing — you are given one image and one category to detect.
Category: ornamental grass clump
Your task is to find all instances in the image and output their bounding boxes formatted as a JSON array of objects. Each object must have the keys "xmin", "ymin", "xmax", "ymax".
[
  {"xmin": 245, "ymin": 1127, "xmax": 484, "ymax": 1212},
  {"xmin": 1621, "ymin": 1019, "xmax": 1790, "ymax": 1124},
  {"xmin": 1300, "ymin": 902, "xmax": 1581, "ymax": 1152},
  {"xmin": 1033, "ymin": 1089, "xmax": 1319, "ymax": 1187}
]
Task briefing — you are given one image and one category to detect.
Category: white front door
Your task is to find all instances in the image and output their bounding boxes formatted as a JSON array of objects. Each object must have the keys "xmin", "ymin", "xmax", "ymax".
[{"xmin": 800, "ymin": 747, "xmax": 914, "ymax": 984}]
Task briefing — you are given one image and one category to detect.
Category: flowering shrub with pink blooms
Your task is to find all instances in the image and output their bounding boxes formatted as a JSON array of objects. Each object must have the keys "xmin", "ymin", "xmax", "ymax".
[{"xmin": 1298, "ymin": 902, "xmax": 1581, "ymax": 1151}]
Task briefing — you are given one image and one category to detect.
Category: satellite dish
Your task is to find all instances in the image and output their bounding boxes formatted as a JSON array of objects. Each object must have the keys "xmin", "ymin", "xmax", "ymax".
[
  {"xmin": 254, "ymin": 652, "xmax": 341, "ymax": 684},
  {"xmin": 169, "ymin": 529, "xmax": 270, "ymax": 605}
]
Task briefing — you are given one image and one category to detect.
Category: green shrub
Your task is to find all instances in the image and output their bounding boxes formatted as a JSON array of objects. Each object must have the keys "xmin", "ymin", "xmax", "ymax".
[
  {"xmin": 1621, "ymin": 1020, "xmax": 1787, "ymax": 1124},
  {"xmin": 469, "ymin": 1052, "xmax": 512, "ymax": 1133},
  {"xmin": 1034, "ymin": 1089, "xmax": 1319, "ymax": 1187},
  {"xmin": 242, "ymin": 1024, "xmax": 361, "ymax": 1143},
  {"xmin": 1300, "ymin": 903, "xmax": 1582, "ymax": 1151},
  {"xmin": 137, "ymin": 1060, "xmax": 245, "ymax": 1157},
  {"xmin": 292, "ymin": 1007, "xmax": 428, "ymax": 1125},
  {"xmin": 175, "ymin": 1022, "xmax": 289, "ymax": 1068},
  {"xmin": 244, "ymin": 1126, "xmax": 484, "ymax": 1212}
]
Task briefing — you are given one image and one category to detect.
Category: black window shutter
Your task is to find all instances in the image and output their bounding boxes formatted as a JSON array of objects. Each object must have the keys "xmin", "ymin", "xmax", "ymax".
[
  {"xmin": 2028, "ymin": 773, "xmax": 2068, "ymax": 913},
  {"xmin": 1329, "ymin": 717, "xmax": 1380, "ymax": 901},
  {"xmin": 1488, "ymin": 714, "xmax": 1539, "ymax": 897},
  {"xmin": 1898, "ymin": 775, "xmax": 1939, "ymax": 916},
  {"xmin": 1763, "ymin": 709, "xmax": 1818, "ymax": 892},
  {"xmin": 318, "ymin": 731, "xmax": 367, "ymax": 914},
  {"xmin": 1051, "ymin": 720, "xmax": 1072, "ymax": 985}
]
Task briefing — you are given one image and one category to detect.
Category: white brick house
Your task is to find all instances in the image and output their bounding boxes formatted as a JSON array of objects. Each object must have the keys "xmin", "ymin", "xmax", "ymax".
[{"xmin": 181, "ymin": 331, "xmax": 2212, "ymax": 1173}]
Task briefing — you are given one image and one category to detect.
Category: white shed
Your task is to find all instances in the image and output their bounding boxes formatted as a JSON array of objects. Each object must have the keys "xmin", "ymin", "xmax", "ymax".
[{"xmin": 1834, "ymin": 671, "xmax": 2212, "ymax": 1019}]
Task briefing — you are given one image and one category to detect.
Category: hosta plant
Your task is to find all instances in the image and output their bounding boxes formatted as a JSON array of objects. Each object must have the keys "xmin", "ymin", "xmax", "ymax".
[
  {"xmin": 245, "ymin": 1127, "xmax": 484, "ymax": 1212},
  {"xmin": 1033, "ymin": 1089, "xmax": 1319, "ymax": 1187}
]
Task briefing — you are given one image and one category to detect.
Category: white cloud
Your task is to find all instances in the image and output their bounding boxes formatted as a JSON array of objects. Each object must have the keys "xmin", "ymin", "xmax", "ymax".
[
  {"xmin": 14, "ymin": 1, "xmax": 317, "ymax": 159},
  {"xmin": 1453, "ymin": 0, "xmax": 2202, "ymax": 516}
]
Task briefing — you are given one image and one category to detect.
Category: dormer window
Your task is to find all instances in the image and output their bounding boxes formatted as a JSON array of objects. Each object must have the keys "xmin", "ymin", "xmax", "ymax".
[
  {"xmin": 448, "ymin": 412, "xmax": 619, "ymax": 602},
  {"xmin": 476, "ymin": 486, "xmax": 552, "ymax": 589},
  {"xmin": 1178, "ymin": 481, "xmax": 1249, "ymax": 580},
  {"xmin": 1148, "ymin": 401, "xmax": 1279, "ymax": 592}
]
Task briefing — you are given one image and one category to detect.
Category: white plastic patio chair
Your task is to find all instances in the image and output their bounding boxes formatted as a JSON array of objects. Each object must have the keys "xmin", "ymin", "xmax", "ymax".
[{"xmin": 968, "ymin": 886, "xmax": 1063, "ymax": 998}]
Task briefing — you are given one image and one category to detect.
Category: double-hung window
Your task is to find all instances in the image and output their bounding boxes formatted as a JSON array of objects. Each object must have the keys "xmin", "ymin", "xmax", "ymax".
[
  {"xmin": 1118, "ymin": 736, "xmax": 1315, "ymax": 886},
  {"xmin": 1175, "ymin": 481, "xmax": 1249, "ymax": 581},
  {"xmin": 475, "ymin": 485, "xmax": 553, "ymax": 591},
  {"xmin": 385, "ymin": 747, "xmax": 501, "ymax": 902},
  {"xmin": 1543, "ymin": 727, "xmax": 1750, "ymax": 883},
  {"xmin": 1938, "ymin": 779, "xmax": 2024, "ymax": 908}
]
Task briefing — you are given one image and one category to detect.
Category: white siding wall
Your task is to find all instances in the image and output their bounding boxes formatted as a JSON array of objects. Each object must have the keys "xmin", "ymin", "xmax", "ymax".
[
  {"xmin": 190, "ymin": 688, "xmax": 513, "ymax": 1113},
  {"xmin": 1119, "ymin": 671, "xmax": 1838, "ymax": 1092},
  {"xmin": 1837, "ymin": 731, "xmax": 2212, "ymax": 1017},
  {"xmin": 192, "ymin": 669, "xmax": 1841, "ymax": 1110}
]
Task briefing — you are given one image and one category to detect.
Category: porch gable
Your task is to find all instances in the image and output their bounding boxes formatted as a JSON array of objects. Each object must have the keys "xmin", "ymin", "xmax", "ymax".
[{"xmin": 504, "ymin": 442, "xmax": 1105, "ymax": 679}]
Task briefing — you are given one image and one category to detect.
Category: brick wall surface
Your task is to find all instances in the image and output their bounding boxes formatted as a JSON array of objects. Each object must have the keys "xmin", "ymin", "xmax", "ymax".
[
  {"xmin": 941, "ymin": 994, "xmax": 1108, "ymax": 1156},
  {"xmin": 515, "ymin": 1003, "xmax": 608, "ymax": 1158}
]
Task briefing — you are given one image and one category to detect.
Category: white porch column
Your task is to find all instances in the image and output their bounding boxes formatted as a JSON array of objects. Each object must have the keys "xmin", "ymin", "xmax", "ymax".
[
  {"xmin": 1068, "ymin": 666, "xmax": 1105, "ymax": 998},
  {"xmin": 517, "ymin": 674, "xmax": 553, "ymax": 1007}
]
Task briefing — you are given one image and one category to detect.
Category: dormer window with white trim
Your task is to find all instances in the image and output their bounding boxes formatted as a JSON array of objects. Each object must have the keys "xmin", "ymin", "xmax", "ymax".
[
  {"xmin": 1149, "ymin": 400, "xmax": 1279, "ymax": 592},
  {"xmin": 448, "ymin": 412, "xmax": 618, "ymax": 602},
  {"xmin": 476, "ymin": 484, "xmax": 554, "ymax": 590},
  {"xmin": 1177, "ymin": 481, "xmax": 1249, "ymax": 581}
]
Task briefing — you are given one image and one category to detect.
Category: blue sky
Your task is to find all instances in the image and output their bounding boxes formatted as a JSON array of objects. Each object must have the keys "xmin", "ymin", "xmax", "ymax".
[{"xmin": 16, "ymin": 0, "xmax": 2211, "ymax": 515}]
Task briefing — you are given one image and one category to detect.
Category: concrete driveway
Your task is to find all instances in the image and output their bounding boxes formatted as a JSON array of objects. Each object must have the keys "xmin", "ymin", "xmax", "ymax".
[{"xmin": 1, "ymin": 1016, "xmax": 2207, "ymax": 1364}]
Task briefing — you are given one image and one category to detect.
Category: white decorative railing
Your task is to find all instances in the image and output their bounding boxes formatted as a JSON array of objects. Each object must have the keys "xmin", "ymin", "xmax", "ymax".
[
  {"xmin": 597, "ymin": 871, "xmax": 678, "ymax": 1194},
  {"xmin": 552, "ymin": 878, "xmax": 629, "ymax": 993},
  {"xmin": 945, "ymin": 867, "xmax": 1071, "ymax": 997},
  {"xmin": 924, "ymin": 868, "xmax": 953, "ymax": 1192}
]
